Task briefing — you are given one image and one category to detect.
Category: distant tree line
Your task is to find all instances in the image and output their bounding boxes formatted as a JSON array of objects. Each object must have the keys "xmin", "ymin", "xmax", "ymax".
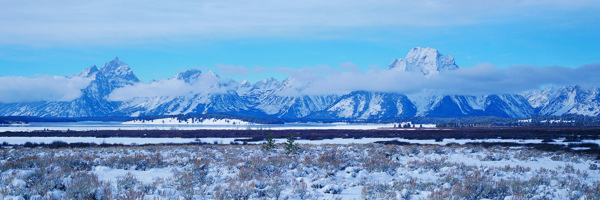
[
  {"xmin": 433, "ymin": 114, "xmax": 600, "ymax": 128},
  {"xmin": 133, "ymin": 113, "xmax": 285, "ymax": 124},
  {"xmin": 2, "ymin": 113, "xmax": 599, "ymax": 127},
  {"xmin": 0, "ymin": 118, "xmax": 28, "ymax": 125}
]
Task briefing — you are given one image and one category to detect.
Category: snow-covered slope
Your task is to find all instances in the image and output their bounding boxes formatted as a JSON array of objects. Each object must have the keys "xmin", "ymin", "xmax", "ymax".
[
  {"xmin": 387, "ymin": 47, "xmax": 459, "ymax": 76},
  {"xmin": 116, "ymin": 69, "xmax": 257, "ymax": 117},
  {"xmin": 324, "ymin": 91, "xmax": 416, "ymax": 119},
  {"xmin": 256, "ymin": 94, "xmax": 339, "ymax": 119},
  {"xmin": 411, "ymin": 94, "xmax": 534, "ymax": 118},
  {"xmin": 237, "ymin": 78, "xmax": 281, "ymax": 103},
  {"xmin": 118, "ymin": 91, "xmax": 255, "ymax": 117},
  {"xmin": 522, "ymin": 87, "xmax": 557, "ymax": 111},
  {"xmin": 249, "ymin": 77, "xmax": 339, "ymax": 119},
  {"xmin": 484, "ymin": 94, "xmax": 536, "ymax": 118},
  {"xmin": 412, "ymin": 95, "xmax": 485, "ymax": 117},
  {"xmin": 251, "ymin": 78, "xmax": 332, "ymax": 118},
  {"xmin": 524, "ymin": 85, "xmax": 600, "ymax": 116}
]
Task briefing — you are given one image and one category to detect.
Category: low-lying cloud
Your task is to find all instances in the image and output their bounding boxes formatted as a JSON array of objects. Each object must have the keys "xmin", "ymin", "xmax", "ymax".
[
  {"xmin": 284, "ymin": 63, "xmax": 600, "ymax": 96},
  {"xmin": 107, "ymin": 62, "xmax": 600, "ymax": 100},
  {"xmin": 3, "ymin": 63, "xmax": 597, "ymax": 103},
  {"xmin": 0, "ymin": 75, "xmax": 92, "ymax": 103},
  {"xmin": 108, "ymin": 72, "xmax": 233, "ymax": 101}
]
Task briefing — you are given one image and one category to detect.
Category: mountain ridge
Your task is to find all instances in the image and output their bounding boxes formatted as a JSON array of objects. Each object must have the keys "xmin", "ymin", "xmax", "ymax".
[{"xmin": 1, "ymin": 48, "xmax": 598, "ymax": 119}]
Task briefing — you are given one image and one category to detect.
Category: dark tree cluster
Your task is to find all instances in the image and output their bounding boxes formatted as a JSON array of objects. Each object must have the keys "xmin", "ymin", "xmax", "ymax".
[
  {"xmin": 0, "ymin": 118, "xmax": 28, "ymax": 125},
  {"xmin": 133, "ymin": 113, "xmax": 284, "ymax": 125},
  {"xmin": 434, "ymin": 114, "xmax": 600, "ymax": 128}
]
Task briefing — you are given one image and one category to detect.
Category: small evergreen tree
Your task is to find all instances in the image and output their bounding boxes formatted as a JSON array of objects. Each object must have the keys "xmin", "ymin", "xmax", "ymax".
[
  {"xmin": 284, "ymin": 135, "xmax": 300, "ymax": 154},
  {"xmin": 262, "ymin": 134, "xmax": 276, "ymax": 151}
]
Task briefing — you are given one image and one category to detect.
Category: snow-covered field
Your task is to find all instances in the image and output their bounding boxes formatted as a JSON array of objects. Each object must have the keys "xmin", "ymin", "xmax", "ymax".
[
  {"xmin": 2, "ymin": 136, "xmax": 600, "ymax": 147},
  {"xmin": 0, "ymin": 137, "xmax": 242, "ymax": 145},
  {"xmin": 0, "ymin": 122, "xmax": 428, "ymax": 132},
  {"xmin": 1, "ymin": 143, "xmax": 599, "ymax": 199}
]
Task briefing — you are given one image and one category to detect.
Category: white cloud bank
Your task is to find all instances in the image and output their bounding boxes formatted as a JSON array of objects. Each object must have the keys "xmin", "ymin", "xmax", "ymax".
[
  {"xmin": 0, "ymin": 76, "xmax": 92, "ymax": 103},
  {"xmin": 1, "ymin": 0, "xmax": 598, "ymax": 45},
  {"xmin": 108, "ymin": 72, "xmax": 234, "ymax": 101},
  {"xmin": 276, "ymin": 63, "xmax": 600, "ymax": 96},
  {"xmin": 1, "ymin": 63, "xmax": 598, "ymax": 103},
  {"xmin": 105, "ymin": 62, "xmax": 600, "ymax": 101}
]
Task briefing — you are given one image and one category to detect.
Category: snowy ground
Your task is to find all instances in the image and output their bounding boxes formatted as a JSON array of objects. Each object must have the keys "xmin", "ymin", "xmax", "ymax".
[
  {"xmin": 1, "ymin": 143, "xmax": 599, "ymax": 199},
  {"xmin": 2, "ymin": 136, "xmax": 599, "ymax": 148},
  {"xmin": 0, "ymin": 121, "xmax": 436, "ymax": 132},
  {"xmin": 0, "ymin": 137, "xmax": 239, "ymax": 145}
]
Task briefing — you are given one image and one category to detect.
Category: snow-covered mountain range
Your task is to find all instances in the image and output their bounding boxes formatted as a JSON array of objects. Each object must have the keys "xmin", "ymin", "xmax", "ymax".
[{"xmin": 1, "ymin": 49, "xmax": 598, "ymax": 120}]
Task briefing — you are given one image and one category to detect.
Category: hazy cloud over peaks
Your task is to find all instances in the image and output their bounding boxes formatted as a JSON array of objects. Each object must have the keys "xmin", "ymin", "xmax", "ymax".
[
  {"xmin": 288, "ymin": 62, "xmax": 600, "ymax": 96},
  {"xmin": 0, "ymin": 75, "xmax": 92, "ymax": 103},
  {"xmin": 108, "ymin": 71, "xmax": 235, "ymax": 101}
]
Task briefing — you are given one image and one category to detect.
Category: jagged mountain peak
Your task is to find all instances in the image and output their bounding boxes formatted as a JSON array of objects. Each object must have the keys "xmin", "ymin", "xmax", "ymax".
[
  {"xmin": 174, "ymin": 69, "xmax": 202, "ymax": 84},
  {"xmin": 75, "ymin": 65, "xmax": 99, "ymax": 78},
  {"xmin": 405, "ymin": 47, "xmax": 440, "ymax": 59},
  {"xmin": 101, "ymin": 57, "xmax": 129, "ymax": 73},
  {"xmin": 102, "ymin": 57, "xmax": 123, "ymax": 69},
  {"xmin": 99, "ymin": 57, "xmax": 140, "ymax": 84},
  {"xmin": 387, "ymin": 47, "xmax": 459, "ymax": 76},
  {"xmin": 239, "ymin": 78, "xmax": 280, "ymax": 89}
]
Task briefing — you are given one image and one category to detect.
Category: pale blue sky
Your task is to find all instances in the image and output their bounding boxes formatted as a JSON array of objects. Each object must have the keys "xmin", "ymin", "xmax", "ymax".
[{"xmin": 0, "ymin": 0, "xmax": 599, "ymax": 83}]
